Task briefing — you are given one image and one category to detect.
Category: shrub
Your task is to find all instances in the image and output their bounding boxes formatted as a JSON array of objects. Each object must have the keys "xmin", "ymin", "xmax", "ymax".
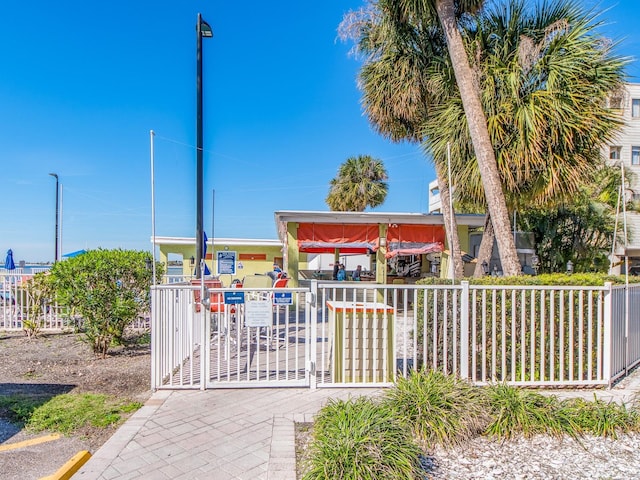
[
  {"xmin": 302, "ymin": 396, "xmax": 422, "ymax": 480},
  {"xmin": 383, "ymin": 370, "xmax": 489, "ymax": 448},
  {"xmin": 46, "ymin": 249, "xmax": 162, "ymax": 357}
]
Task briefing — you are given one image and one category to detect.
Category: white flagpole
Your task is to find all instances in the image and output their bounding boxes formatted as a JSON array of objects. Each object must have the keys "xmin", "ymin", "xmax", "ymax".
[
  {"xmin": 59, "ymin": 184, "xmax": 63, "ymax": 260},
  {"xmin": 150, "ymin": 130, "xmax": 157, "ymax": 285}
]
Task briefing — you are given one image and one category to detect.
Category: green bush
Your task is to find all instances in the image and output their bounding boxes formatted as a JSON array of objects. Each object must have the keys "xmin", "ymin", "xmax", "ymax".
[
  {"xmin": 383, "ymin": 370, "xmax": 489, "ymax": 448},
  {"xmin": 46, "ymin": 249, "xmax": 162, "ymax": 357},
  {"xmin": 302, "ymin": 396, "xmax": 422, "ymax": 480}
]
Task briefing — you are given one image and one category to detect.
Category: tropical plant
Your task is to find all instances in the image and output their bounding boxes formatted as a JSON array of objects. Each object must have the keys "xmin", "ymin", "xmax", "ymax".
[
  {"xmin": 325, "ymin": 155, "xmax": 389, "ymax": 211},
  {"xmin": 45, "ymin": 249, "xmax": 161, "ymax": 357},
  {"xmin": 518, "ymin": 166, "xmax": 625, "ymax": 273},
  {"xmin": 423, "ymin": 0, "xmax": 626, "ymax": 274},
  {"xmin": 380, "ymin": 0, "xmax": 522, "ymax": 275},
  {"xmin": 302, "ymin": 396, "xmax": 422, "ymax": 479},
  {"xmin": 383, "ymin": 370, "xmax": 490, "ymax": 447}
]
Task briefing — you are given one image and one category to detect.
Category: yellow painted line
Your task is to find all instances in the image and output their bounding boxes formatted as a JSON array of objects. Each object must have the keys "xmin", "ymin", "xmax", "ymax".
[
  {"xmin": 0, "ymin": 433, "xmax": 61, "ymax": 452},
  {"xmin": 40, "ymin": 450, "xmax": 92, "ymax": 480}
]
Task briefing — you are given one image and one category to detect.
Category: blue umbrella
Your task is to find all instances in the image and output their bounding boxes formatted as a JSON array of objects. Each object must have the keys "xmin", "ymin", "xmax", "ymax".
[{"xmin": 4, "ymin": 249, "xmax": 15, "ymax": 270}]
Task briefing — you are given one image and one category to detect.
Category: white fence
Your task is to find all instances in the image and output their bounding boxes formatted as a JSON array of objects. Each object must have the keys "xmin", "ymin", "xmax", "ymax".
[
  {"xmin": 0, "ymin": 273, "xmax": 149, "ymax": 331},
  {"xmin": 149, "ymin": 280, "xmax": 640, "ymax": 390}
]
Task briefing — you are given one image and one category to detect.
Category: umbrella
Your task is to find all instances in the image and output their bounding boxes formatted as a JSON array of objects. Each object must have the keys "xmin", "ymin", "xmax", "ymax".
[{"xmin": 4, "ymin": 249, "xmax": 15, "ymax": 270}]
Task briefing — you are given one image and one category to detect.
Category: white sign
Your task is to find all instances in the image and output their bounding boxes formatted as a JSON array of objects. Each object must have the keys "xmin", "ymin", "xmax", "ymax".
[
  {"xmin": 244, "ymin": 299, "xmax": 272, "ymax": 327},
  {"xmin": 217, "ymin": 251, "xmax": 237, "ymax": 275}
]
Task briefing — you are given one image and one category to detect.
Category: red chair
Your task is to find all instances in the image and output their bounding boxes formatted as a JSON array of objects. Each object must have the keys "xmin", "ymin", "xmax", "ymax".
[{"xmin": 272, "ymin": 277, "xmax": 289, "ymax": 288}]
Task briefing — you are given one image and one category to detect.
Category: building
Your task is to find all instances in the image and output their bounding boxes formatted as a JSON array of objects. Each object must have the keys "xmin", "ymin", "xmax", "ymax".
[{"xmin": 607, "ymin": 83, "xmax": 640, "ymax": 274}]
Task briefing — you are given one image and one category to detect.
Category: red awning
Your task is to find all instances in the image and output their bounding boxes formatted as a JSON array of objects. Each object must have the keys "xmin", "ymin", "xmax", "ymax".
[
  {"xmin": 297, "ymin": 223, "xmax": 379, "ymax": 254},
  {"xmin": 385, "ymin": 224, "xmax": 445, "ymax": 258}
]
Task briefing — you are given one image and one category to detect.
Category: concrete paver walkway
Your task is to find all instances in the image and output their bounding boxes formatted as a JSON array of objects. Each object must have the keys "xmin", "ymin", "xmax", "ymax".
[
  {"xmin": 74, "ymin": 369, "xmax": 640, "ymax": 480},
  {"xmin": 74, "ymin": 388, "xmax": 381, "ymax": 479}
]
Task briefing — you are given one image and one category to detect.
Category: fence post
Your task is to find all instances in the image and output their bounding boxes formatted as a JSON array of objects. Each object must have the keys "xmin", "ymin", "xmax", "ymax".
[
  {"xmin": 460, "ymin": 281, "xmax": 470, "ymax": 380},
  {"xmin": 308, "ymin": 280, "xmax": 318, "ymax": 389},
  {"xmin": 602, "ymin": 282, "xmax": 613, "ymax": 388},
  {"xmin": 150, "ymin": 286, "xmax": 157, "ymax": 391}
]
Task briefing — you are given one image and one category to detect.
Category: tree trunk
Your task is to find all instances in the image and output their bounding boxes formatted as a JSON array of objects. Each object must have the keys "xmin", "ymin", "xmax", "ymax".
[
  {"xmin": 474, "ymin": 214, "xmax": 495, "ymax": 277},
  {"xmin": 435, "ymin": 0, "xmax": 521, "ymax": 276},
  {"xmin": 436, "ymin": 166, "xmax": 464, "ymax": 279}
]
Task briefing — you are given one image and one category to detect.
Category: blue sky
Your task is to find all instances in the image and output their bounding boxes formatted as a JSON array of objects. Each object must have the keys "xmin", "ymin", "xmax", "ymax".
[{"xmin": 2, "ymin": 1, "xmax": 640, "ymax": 263}]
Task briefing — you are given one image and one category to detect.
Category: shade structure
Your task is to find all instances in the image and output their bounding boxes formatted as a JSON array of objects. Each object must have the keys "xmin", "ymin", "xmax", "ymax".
[
  {"xmin": 297, "ymin": 223, "xmax": 380, "ymax": 254},
  {"xmin": 62, "ymin": 249, "xmax": 87, "ymax": 258},
  {"xmin": 4, "ymin": 249, "xmax": 15, "ymax": 270}
]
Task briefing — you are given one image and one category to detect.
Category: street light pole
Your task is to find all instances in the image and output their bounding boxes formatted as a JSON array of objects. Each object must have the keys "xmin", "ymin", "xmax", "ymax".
[
  {"xmin": 195, "ymin": 13, "xmax": 213, "ymax": 279},
  {"xmin": 49, "ymin": 173, "xmax": 60, "ymax": 263}
]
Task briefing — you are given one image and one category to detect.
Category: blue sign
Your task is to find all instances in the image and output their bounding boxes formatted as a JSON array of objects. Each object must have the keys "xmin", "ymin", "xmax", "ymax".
[
  {"xmin": 224, "ymin": 291, "xmax": 245, "ymax": 304},
  {"xmin": 217, "ymin": 251, "xmax": 237, "ymax": 275},
  {"xmin": 273, "ymin": 292, "xmax": 293, "ymax": 305}
]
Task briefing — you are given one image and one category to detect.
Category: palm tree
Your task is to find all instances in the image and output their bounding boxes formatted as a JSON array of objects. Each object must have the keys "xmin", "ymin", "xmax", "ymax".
[
  {"xmin": 342, "ymin": 0, "xmax": 522, "ymax": 275},
  {"xmin": 340, "ymin": 2, "xmax": 467, "ymax": 278},
  {"xmin": 326, "ymin": 155, "xmax": 389, "ymax": 211},
  {"xmin": 422, "ymin": 0, "xmax": 626, "ymax": 274}
]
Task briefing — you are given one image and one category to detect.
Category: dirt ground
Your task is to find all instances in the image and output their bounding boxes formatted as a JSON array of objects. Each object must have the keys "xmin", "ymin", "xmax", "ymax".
[{"xmin": 0, "ymin": 330, "xmax": 152, "ymax": 478}]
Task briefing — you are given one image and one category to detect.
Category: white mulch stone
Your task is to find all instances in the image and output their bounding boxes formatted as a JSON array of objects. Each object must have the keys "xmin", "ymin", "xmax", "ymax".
[{"xmin": 424, "ymin": 433, "xmax": 640, "ymax": 479}]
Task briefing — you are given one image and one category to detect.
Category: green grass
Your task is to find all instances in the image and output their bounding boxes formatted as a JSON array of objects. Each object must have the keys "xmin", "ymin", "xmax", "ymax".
[
  {"xmin": 302, "ymin": 396, "xmax": 422, "ymax": 480},
  {"xmin": 560, "ymin": 396, "xmax": 640, "ymax": 438},
  {"xmin": 0, "ymin": 393, "xmax": 142, "ymax": 434}
]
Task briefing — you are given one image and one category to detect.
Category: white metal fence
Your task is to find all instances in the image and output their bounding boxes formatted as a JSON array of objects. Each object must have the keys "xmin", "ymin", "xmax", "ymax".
[
  {"xmin": 150, "ymin": 280, "xmax": 640, "ymax": 390},
  {"xmin": 3, "ymin": 272, "xmax": 638, "ymax": 390},
  {"xmin": 151, "ymin": 284, "xmax": 312, "ymax": 389}
]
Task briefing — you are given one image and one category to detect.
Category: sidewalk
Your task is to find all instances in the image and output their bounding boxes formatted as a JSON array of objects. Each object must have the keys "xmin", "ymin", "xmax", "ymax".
[
  {"xmin": 74, "ymin": 370, "xmax": 640, "ymax": 480},
  {"xmin": 74, "ymin": 387, "xmax": 381, "ymax": 480}
]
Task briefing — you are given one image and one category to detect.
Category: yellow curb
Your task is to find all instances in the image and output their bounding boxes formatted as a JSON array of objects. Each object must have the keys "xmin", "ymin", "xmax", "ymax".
[
  {"xmin": 0, "ymin": 433, "xmax": 61, "ymax": 452},
  {"xmin": 39, "ymin": 450, "xmax": 92, "ymax": 480}
]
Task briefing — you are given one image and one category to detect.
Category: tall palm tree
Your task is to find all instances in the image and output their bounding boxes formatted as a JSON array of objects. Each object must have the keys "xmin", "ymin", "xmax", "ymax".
[
  {"xmin": 326, "ymin": 155, "xmax": 389, "ymax": 211},
  {"xmin": 340, "ymin": 2, "xmax": 467, "ymax": 278},
  {"xmin": 343, "ymin": 0, "xmax": 522, "ymax": 275},
  {"xmin": 423, "ymin": 0, "xmax": 626, "ymax": 274}
]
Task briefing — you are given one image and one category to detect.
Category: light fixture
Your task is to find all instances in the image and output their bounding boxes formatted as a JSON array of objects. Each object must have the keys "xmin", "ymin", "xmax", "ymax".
[
  {"xmin": 566, "ymin": 260, "xmax": 574, "ymax": 274},
  {"xmin": 190, "ymin": 256, "xmax": 195, "ymax": 267}
]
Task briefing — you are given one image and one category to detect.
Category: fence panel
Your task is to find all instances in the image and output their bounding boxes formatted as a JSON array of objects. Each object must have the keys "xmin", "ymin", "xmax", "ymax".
[{"xmin": 468, "ymin": 285, "xmax": 609, "ymax": 387}]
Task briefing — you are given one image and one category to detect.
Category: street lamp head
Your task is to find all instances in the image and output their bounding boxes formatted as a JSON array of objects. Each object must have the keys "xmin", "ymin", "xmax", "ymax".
[
  {"xmin": 198, "ymin": 15, "xmax": 213, "ymax": 38},
  {"xmin": 49, "ymin": 173, "xmax": 58, "ymax": 180}
]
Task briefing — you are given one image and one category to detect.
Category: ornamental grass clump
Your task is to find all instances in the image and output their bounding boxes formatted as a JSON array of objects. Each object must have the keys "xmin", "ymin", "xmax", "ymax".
[
  {"xmin": 302, "ymin": 396, "xmax": 422, "ymax": 480},
  {"xmin": 561, "ymin": 396, "xmax": 640, "ymax": 438},
  {"xmin": 383, "ymin": 370, "xmax": 490, "ymax": 448},
  {"xmin": 485, "ymin": 384, "xmax": 578, "ymax": 439}
]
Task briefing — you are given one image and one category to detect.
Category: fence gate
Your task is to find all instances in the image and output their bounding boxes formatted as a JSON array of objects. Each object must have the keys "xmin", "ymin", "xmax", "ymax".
[{"xmin": 151, "ymin": 285, "xmax": 313, "ymax": 389}]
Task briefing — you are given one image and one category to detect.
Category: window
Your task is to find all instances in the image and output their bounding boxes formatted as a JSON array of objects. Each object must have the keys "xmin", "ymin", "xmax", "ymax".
[
  {"xmin": 632, "ymin": 146, "xmax": 640, "ymax": 165},
  {"xmin": 610, "ymin": 146, "xmax": 622, "ymax": 160},
  {"xmin": 632, "ymin": 99, "xmax": 640, "ymax": 118}
]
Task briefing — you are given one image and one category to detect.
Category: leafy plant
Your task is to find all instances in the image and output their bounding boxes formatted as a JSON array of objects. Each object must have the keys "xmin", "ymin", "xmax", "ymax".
[
  {"xmin": 45, "ymin": 249, "xmax": 162, "ymax": 357},
  {"xmin": 383, "ymin": 370, "xmax": 489, "ymax": 448},
  {"xmin": 302, "ymin": 396, "xmax": 422, "ymax": 480}
]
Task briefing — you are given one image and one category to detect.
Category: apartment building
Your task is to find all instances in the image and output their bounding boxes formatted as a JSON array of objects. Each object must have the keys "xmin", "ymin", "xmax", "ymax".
[{"xmin": 608, "ymin": 83, "xmax": 640, "ymax": 273}]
